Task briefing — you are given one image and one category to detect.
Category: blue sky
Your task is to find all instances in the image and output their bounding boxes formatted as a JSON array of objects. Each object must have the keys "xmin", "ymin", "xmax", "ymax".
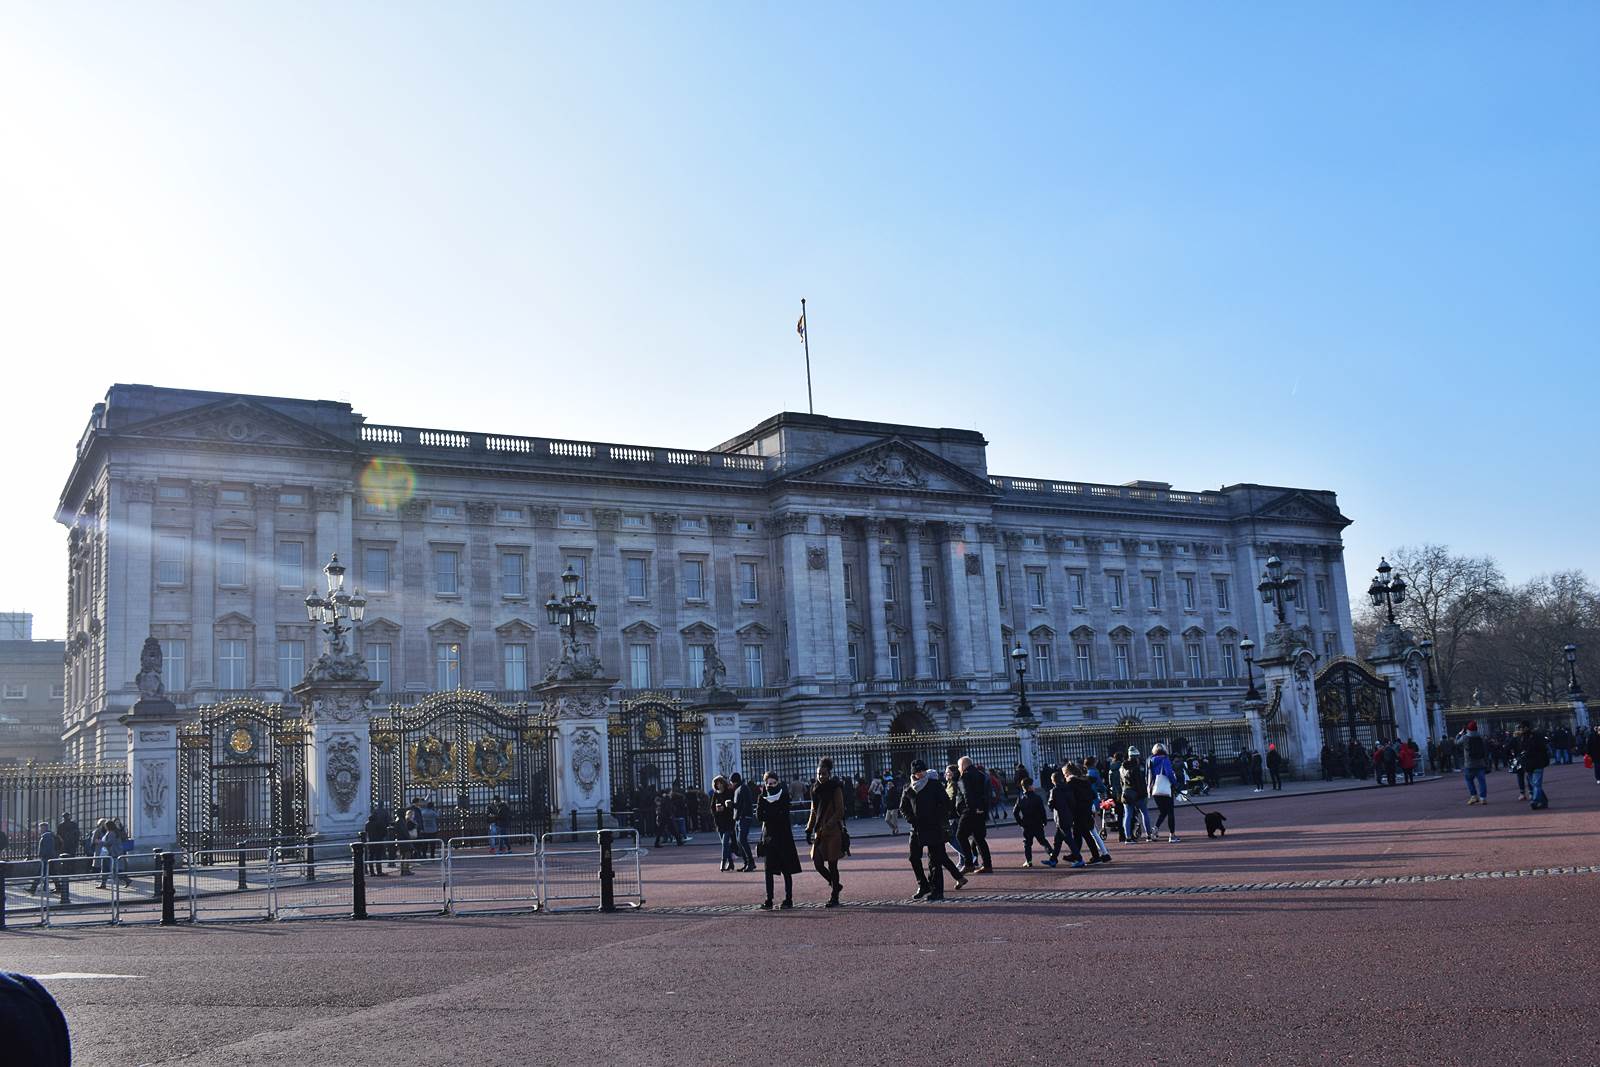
[{"xmin": 2, "ymin": 3, "xmax": 1596, "ymax": 637}]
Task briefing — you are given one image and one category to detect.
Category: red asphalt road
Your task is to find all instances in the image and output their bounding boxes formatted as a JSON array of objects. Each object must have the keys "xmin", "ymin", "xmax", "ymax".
[{"xmin": 4, "ymin": 763, "xmax": 1598, "ymax": 1067}]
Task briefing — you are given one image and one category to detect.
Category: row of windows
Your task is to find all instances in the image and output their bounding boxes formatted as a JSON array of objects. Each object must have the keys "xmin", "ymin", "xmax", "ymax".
[
  {"xmin": 2, "ymin": 683, "xmax": 64, "ymax": 700},
  {"xmin": 153, "ymin": 638, "xmax": 768, "ymax": 692},
  {"xmin": 838, "ymin": 563, "xmax": 941, "ymax": 605},
  {"xmin": 155, "ymin": 484, "xmax": 308, "ymax": 507},
  {"xmin": 996, "ymin": 567, "xmax": 1236, "ymax": 612},
  {"xmin": 360, "ymin": 500, "xmax": 762, "ymax": 538}
]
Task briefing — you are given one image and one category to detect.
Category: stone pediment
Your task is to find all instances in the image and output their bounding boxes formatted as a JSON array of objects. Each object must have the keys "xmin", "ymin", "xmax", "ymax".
[
  {"xmin": 495, "ymin": 618, "xmax": 537, "ymax": 638},
  {"xmin": 679, "ymin": 621, "xmax": 718, "ymax": 639},
  {"xmin": 776, "ymin": 436, "xmax": 995, "ymax": 497},
  {"xmin": 427, "ymin": 617, "xmax": 470, "ymax": 636},
  {"xmin": 117, "ymin": 397, "xmax": 353, "ymax": 453},
  {"xmin": 1254, "ymin": 489, "xmax": 1349, "ymax": 527},
  {"xmin": 361, "ymin": 616, "xmax": 401, "ymax": 635}
]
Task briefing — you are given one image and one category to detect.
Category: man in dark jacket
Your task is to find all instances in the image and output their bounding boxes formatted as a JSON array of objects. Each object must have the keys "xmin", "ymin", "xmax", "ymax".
[
  {"xmin": 653, "ymin": 790, "xmax": 683, "ymax": 847},
  {"xmin": 1586, "ymin": 728, "xmax": 1600, "ymax": 784},
  {"xmin": 955, "ymin": 757, "xmax": 993, "ymax": 872},
  {"xmin": 362, "ymin": 807, "xmax": 389, "ymax": 877},
  {"xmin": 25, "ymin": 823, "xmax": 66, "ymax": 897},
  {"xmin": 1518, "ymin": 722, "xmax": 1551, "ymax": 810},
  {"xmin": 55, "ymin": 813, "xmax": 82, "ymax": 858},
  {"xmin": 730, "ymin": 772, "xmax": 756, "ymax": 871},
  {"xmin": 1011, "ymin": 777, "xmax": 1054, "ymax": 867},
  {"xmin": 1266, "ymin": 746, "xmax": 1284, "ymax": 790},
  {"xmin": 899, "ymin": 760, "xmax": 966, "ymax": 900}
]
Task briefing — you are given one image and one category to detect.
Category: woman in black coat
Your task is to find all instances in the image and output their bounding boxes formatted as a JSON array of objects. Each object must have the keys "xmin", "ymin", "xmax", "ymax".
[{"xmin": 755, "ymin": 771, "xmax": 802, "ymax": 909}]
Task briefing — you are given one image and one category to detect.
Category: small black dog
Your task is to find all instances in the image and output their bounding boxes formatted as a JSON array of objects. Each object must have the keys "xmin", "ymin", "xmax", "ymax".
[{"xmin": 1204, "ymin": 810, "xmax": 1227, "ymax": 838}]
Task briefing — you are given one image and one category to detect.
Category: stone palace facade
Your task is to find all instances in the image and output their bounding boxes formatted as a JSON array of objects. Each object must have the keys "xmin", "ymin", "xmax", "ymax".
[{"xmin": 57, "ymin": 384, "xmax": 1357, "ymax": 762}]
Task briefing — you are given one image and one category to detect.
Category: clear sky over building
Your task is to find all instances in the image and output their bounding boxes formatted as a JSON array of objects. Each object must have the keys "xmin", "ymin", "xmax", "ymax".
[{"xmin": 2, "ymin": 3, "xmax": 1595, "ymax": 639}]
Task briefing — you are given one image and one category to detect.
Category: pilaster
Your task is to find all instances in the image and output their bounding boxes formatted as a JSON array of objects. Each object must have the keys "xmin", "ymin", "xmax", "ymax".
[
  {"xmin": 905, "ymin": 519, "xmax": 930, "ymax": 680},
  {"xmin": 120, "ymin": 695, "xmax": 184, "ymax": 851},
  {"xmin": 189, "ymin": 481, "xmax": 216, "ymax": 687},
  {"xmin": 863, "ymin": 518, "xmax": 891, "ymax": 680},
  {"xmin": 942, "ymin": 522, "xmax": 974, "ymax": 680},
  {"xmin": 293, "ymin": 674, "xmax": 382, "ymax": 842},
  {"xmin": 536, "ymin": 677, "xmax": 616, "ymax": 816}
]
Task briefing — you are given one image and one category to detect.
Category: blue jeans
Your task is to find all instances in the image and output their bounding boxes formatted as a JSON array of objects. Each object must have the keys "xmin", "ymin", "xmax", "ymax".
[
  {"xmin": 1123, "ymin": 798, "xmax": 1151, "ymax": 840},
  {"xmin": 1463, "ymin": 768, "xmax": 1487, "ymax": 798},
  {"xmin": 735, "ymin": 817, "xmax": 755, "ymax": 867},
  {"xmin": 719, "ymin": 828, "xmax": 739, "ymax": 865},
  {"xmin": 1527, "ymin": 768, "xmax": 1546, "ymax": 806},
  {"xmin": 488, "ymin": 822, "xmax": 507, "ymax": 852}
]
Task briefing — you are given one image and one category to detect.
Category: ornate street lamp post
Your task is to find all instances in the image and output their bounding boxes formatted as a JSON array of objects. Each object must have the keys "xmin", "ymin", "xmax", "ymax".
[
  {"xmin": 304, "ymin": 554, "xmax": 367, "ymax": 661},
  {"xmin": 1564, "ymin": 643, "xmax": 1583, "ymax": 697},
  {"xmin": 545, "ymin": 564, "xmax": 599, "ymax": 678},
  {"xmin": 1009, "ymin": 644, "xmax": 1034, "ymax": 723},
  {"xmin": 1240, "ymin": 635, "xmax": 1259, "ymax": 701},
  {"xmin": 1257, "ymin": 555, "xmax": 1300, "ymax": 626},
  {"xmin": 1367, "ymin": 557, "xmax": 1408, "ymax": 626},
  {"xmin": 1419, "ymin": 636, "xmax": 1439, "ymax": 701}
]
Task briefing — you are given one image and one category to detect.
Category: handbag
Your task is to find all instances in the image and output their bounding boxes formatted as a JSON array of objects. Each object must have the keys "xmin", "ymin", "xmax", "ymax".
[
  {"xmin": 1152, "ymin": 773, "xmax": 1173, "ymax": 798},
  {"xmin": 840, "ymin": 826, "xmax": 852, "ymax": 858},
  {"xmin": 756, "ymin": 835, "xmax": 768, "ymax": 858}
]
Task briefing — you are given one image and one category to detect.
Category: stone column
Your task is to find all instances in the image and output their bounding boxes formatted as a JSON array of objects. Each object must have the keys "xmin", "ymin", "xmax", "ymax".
[
  {"xmin": 943, "ymin": 522, "xmax": 975, "ymax": 680},
  {"xmin": 1254, "ymin": 624, "xmax": 1320, "ymax": 774},
  {"xmin": 1368, "ymin": 624, "xmax": 1430, "ymax": 745},
  {"xmin": 976, "ymin": 524, "xmax": 1006, "ymax": 678},
  {"xmin": 905, "ymin": 520, "xmax": 930, "ymax": 680},
  {"xmin": 293, "ymin": 654, "xmax": 381, "ymax": 844},
  {"xmin": 114, "ymin": 479, "xmax": 156, "ymax": 708},
  {"xmin": 536, "ymin": 677, "xmax": 615, "ymax": 817},
  {"xmin": 824, "ymin": 515, "xmax": 851, "ymax": 684},
  {"xmin": 863, "ymin": 518, "xmax": 891, "ymax": 680},
  {"xmin": 692, "ymin": 695, "xmax": 745, "ymax": 785},
  {"xmin": 120, "ymin": 691, "xmax": 184, "ymax": 852},
  {"xmin": 253, "ymin": 486, "xmax": 279, "ymax": 692},
  {"xmin": 190, "ymin": 481, "xmax": 217, "ymax": 689},
  {"xmin": 532, "ymin": 506, "xmax": 562, "ymax": 671},
  {"xmin": 467, "ymin": 501, "xmax": 498, "ymax": 690},
  {"xmin": 775, "ymin": 513, "xmax": 815, "ymax": 683},
  {"xmin": 594, "ymin": 508, "xmax": 622, "ymax": 674},
  {"xmin": 399, "ymin": 499, "xmax": 430, "ymax": 690}
]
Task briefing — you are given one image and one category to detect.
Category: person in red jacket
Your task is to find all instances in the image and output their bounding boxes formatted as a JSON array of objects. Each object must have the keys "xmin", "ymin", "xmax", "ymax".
[
  {"xmin": 1398, "ymin": 741, "xmax": 1418, "ymax": 784},
  {"xmin": 1372, "ymin": 744, "xmax": 1386, "ymax": 786}
]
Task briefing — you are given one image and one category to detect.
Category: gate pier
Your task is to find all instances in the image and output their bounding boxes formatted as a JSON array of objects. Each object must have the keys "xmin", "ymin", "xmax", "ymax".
[
  {"xmin": 1253, "ymin": 623, "xmax": 1321, "ymax": 775},
  {"xmin": 120, "ymin": 694, "xmax": 184, "ymax": 853},
  {"xmin": 293, "ymin": 673, "xmax": 381, "ymax": 844},
  {"xmin": 536, "ymin": 676, "xmax": 616, "ymax": 822}
]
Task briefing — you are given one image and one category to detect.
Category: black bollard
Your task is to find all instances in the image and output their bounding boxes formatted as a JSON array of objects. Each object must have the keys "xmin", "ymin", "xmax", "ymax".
[
  {"xmin": 57, "ymin": 861, "xmax": 69, "ymax": 908},
  {"xmin": 0, "ymin": 866, "xmax": 7, "ymax": 930},
  {"xmin": 159, "ymin": 851, "xmax": 176, "ymax": 926},
  {"xmin": 237, "ymin": 841, "xmax": 248, "ymax": 890},
  {"xmin": 569, "ymin": 808, "xmax": 578, "ymax": 833},
  {"xmin": 598, "ymin": 829, "xmax": 616, "ymax": 913},
  {"xmin": 305, "ymin": 835, "xmax": 316, "ymax": 882},
  {"xmin": 351, "ymin": 842, "xmax": 368, "ymax": 920}
]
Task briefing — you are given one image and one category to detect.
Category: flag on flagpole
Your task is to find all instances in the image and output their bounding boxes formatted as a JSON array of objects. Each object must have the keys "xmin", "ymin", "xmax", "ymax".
[{"xmin": 796, "ymin": 311, "xmax": 806, "ymax": 342}]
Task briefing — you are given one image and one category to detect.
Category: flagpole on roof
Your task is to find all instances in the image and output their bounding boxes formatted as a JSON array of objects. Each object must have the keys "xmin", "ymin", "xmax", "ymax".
[{"xmin": 798, "ymin": 297, "xmax": 814, "ymax": 415}]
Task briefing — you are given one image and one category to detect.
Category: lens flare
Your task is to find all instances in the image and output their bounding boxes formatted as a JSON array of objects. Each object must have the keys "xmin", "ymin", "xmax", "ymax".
[{"xmin": 359, "ymin": 457, "xmax": 416, "ymax": 512}]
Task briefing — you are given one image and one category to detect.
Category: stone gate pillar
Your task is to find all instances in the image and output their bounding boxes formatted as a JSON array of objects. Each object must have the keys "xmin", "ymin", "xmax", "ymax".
[
  {"xmin": 692, "ymin": 690, "xmax": 745, "ymax": 785},
  {"xmin": 121, "ymin": 637, "xmax": 183, "ymax": 851},
  {"xmin": 1368, "ymin": 624, "xmax": 1431, "ymax": 746},
  {"xmin": 1253, "ymin": 624, "xmax": 1320, "ymax": 775},
  {"xmin": 536, "ymin": 678, "xmax": 615, "ymax": 820},
  {"xmin": 292, "ymin": 673, "xmax": 380, "ymax": 844}
]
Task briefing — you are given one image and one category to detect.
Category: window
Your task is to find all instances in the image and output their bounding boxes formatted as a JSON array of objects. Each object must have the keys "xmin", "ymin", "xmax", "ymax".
[
  {"xmin": 277, "ymin": 541, "xmax": 304, "ymax": 590},
  {"xmin": 629, "ymin": 644, "xmax": 652, "ymax": 688},
  {"xmin": 157, "ymin": 535, "xmax": 187, "ymax": 586},
  {"xmin": 434, "ymin": 642, "xmax": 462, "ymax": 690},
  {"xmin": 158, "ymin": 484, "xmax": 187, "ymax": 501},
  {"xmin": 740, "ymin": 561, "xmax": 760, "ymax": 602},
  {"xmin": 367, "ymin": 643, "xmax": 391, "ymax": 691},
  {"xmin": 278, "ymin": 640, "xmax": 305, "ymax": 689},
  {"xmin": 683, "ymin": 559, "xmax": 706, "ymax": 601},
  {"xmin": 1221, "ymin": 642, "xmax": 1239, "ymax": 678},
  {"xmin": 688, "ymin": 645, "xmax": 707, "ymax": 687},
  {"xmin": 218, "ymin": 538, "xmax": 247, "ymax": 587},
  {"xmin": 626, "ymin": 556, "xmax": 648, "ymax": 599},
  {"xmin": 1144, "ymin": 574, "xmax": 1161, "ymax": 609},
  {"xmin": 363, "ymin": 500, "xmax": 389, "ymax": 515},
  {"xmin": 735, "ymin": 520, "xmax": 757, "ymax": 535},
  {"xmin": 1315, "ymin": 578, "xmax": 1329, "ymax": 610},
  {"xmin": 160, "ymin": 640, "xmax": 186, "ymax": 692},
  {"xmin": 50, "ymin": 683, "xmax": 65, "ymax": 699},
  {"xmin": 1027, "ymin": 569, "xmax": 1046, "ymax": 608},
  {"xmin": 882, "ymin": 563, "xmax": 896, "ymax": 602},
  {"xmin": 279, "ymin": 492, "xmax": 304, "ymax": 507},
  {"xmin": 847, "ymin": 642, "xmax": 860, "ymax": 681},
  {"xmin": 743, "ymin": 644, "xmax": 765, "ymax": 687},
  {"xmin": 927, "ymin": 639, "xmax": 942, "ymax": 680},
  {"xmin": 680, "ymin": 516, "xmax": 706, "ymax": 532},
  {"xmin": 1151, "ymin": 641, "xmax": 1168, "ymax": 680},
  {"xmin": 1195, "ymin": 703, "xmax": 1208, "ymax": 716},
  {"xmin": 218, "ymin": 639, "xmax": 248, "ymax": 689},
  {"xmin": 921, "ymin": 566, "xmax": 936, "ymax": 605},
  {"xmin": 364, "ymin": 547, "xmax": 391, "ymax": 594},
  {"xmin": 433, "ymin": 503, "xmax": 460, "ymax": 520},
  {"xmin": 1213, "ymin": 577, "xmax": 1230, "ymax": 611},
  {"xmin": 1114, "ymin": 642, "xmax": 1131, "ymax": 680},
  {"xmin": 1069, "ymin": 572, "xmax": 1086, "ymax": 609},
  {"xmin": 1181, "ymin": 576, "xmax": 1197, "ymax": 611},
  {"xmin": 503, "ymin": 644, "xmax": 528, "ymax": 690},
  {"xmin": 843, "ymin": 563, "xmax": 854, "ymax": 602},
  {"xmin": 2, "ymin": 684, "xmax": 25, "ymax": 700},
  {"xmin": 1186, "ymin": 642, "xmax": 1203, "ymax": 677},
  {"xmin": 996, "ymin": 566, "xmax": 1008, "ymax": 607},
  {"xmin": 435, "ymin": 549, "xmax": 460, "ymax": 595},
  {"xmin": 565, "ymin": 556, "xmax": 587, "ymax": 594},
  {"xmin": 888, "ymin": 642, "xmax": 902, "ymax": 681},
  {"xmin": 562, "ymin": 509, "xmax": 587, "ymax": 527},
  {"xmin": 1075, "ymin": 642, "xmax": 1093, "ymax": 680},
  {"xmin": 499, "ymin": 507, "xmax": 524, "ymax": 523},
  {"xmin": 502, "ymin": 552, "xmax": 526, "ymax": 597},
  {"xmin": 1033, "ymin": 643, "xmax": 1053, "ymax": 683},
  {"xmin": 623, "ymin": 513, "xmax": 647, "ymax": 529},
  {"xmin": 1108, "ymin": 573, "xmax": 1124, "ymax": 608},
  {"xmin": 220, "ymin": 487, "xmax": 248, "ymax": 505},
  {"xmin": 1323, "ymin": 632, "xmax": 1339, "ymax": 657}
]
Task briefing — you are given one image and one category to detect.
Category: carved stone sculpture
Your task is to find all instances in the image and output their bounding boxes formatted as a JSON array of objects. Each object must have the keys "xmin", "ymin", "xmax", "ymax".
[
  {"xmin": 572, "ymin": 727, "xmax": 603, "ymax": 798},
  {"xmin": 807, "ymin": 545, "xmax": 827, "ymax": 570},
  {"xmin": 701, "ymin": 644, "xmax": 728, "ymax": 690},
  {"xmin": 135, "ymin": 637, "xmax": 165, "ymax": 699},
  {"xmin": 856, "ymin": 452, "xmax": 926, "ymax": 489},
  {"xmin": 141, "ymin": 759, "xmax": 169, "ymax": 819},
  {"xmin": 325, "ymin": 736, "xmax": 362, "ymax": 813}
]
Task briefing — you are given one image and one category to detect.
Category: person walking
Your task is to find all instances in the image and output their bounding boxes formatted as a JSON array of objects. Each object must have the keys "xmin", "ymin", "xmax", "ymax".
[
  {"xmin": 805, "ymin": 758, "xmax": 847, "ymax": 906},
  {"xmin": 1249, "ymin": 748, "xmax": 1266, "ymax": 792},
  {"xmin": 882, "ymin": 773, "xmax": 903, "ymax": 836},
  {"xmin": 868, "ymin": 774, "xmax": 884, "ymax": 818},
  {"xmin": 755, "ymin": 772, "xmax": 801, "ymax": 909},
  {"xmin": 1120, "ymin": 747, "xmax": 1152, "ymax": 843},
  {"xmin": 418, "ymin": 798, "xmax": 441, "ymax": 858},
  {"xmin": 1012, "ymin": 776, "xmax": 1054, "ymax": 867},
  {"xmin": 1518, "ymin": 721, "xmax": 1550, "ymax": 810},
  {"xmin": 900, "ymin": 760, "xmax": 966, "ymax": 900},
  {"xmin": 1588, "ymin": 728, "xmax": 1600, "ymax": 785},
  {"xmin": 55, "ymin": 813, "xmax": 82, "ymax": 859},
  {"xmin": 710, "ymin": 776, "xmax": 739, "ymax": 870},
  {"xmin": 25, "ymin": 822, "xmax": 65, "ymax": 898},
  {"xmin": 653, "ymin": 789, "xmax": 683, "ymax": 847},
  {"xmin": 1148, "ymin": 743, "xmax": 1181, "ymax": 843},
  {"xmin": 730, "ymin": 773, "xmax": 756, "ymax": 871},
  {"xmin": 955, "ymin": 757, "xmax": 994, "ymax": 873},
  {"xmin": 1399, "ymin": 741, "xmax": 1418, "ymax": 785},
  {"xmin": 1106, "ymin": 752, "xmax": 1128, "ymax": 841},
  {"xmin": 1046, "ymin": 770, "xmax": 1074, "ymax": 864},
  {"xmin": 363, "ymin": 806, "xmax": 390, "ymax": 877},
  {"xmin": 1266, "ymin": 745, "xmax": 1284, "ymax": 791},
  {"xmin": 487, "ymin": 794, "xmax": 512, "ymax": 853},
  {"xmin": 1458, "ymin": 720, "xmax": 1489, "ymax": 804}
]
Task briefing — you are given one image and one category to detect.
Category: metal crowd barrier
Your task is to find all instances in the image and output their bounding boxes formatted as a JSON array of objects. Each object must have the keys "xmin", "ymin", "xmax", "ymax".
[
  {"xmin": 188, "ymin": 848, "xmax": 276, "ymax": 922},
  {"xmin": 444, "ymin": 834, "xmax": 541, "ymax": 914},
  {"xmin": 540, "ymin": 829, "xmax": 643, "ymax": 913},
  {"xmin": 0, "ymin": 854, "xmax": 173, "ymax": 928}
]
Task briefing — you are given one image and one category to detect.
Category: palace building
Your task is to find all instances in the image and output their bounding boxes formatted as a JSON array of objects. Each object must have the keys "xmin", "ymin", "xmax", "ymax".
[{"xmin": 56, "ymin": 384, "xmax": 1357, "ymax": 762}]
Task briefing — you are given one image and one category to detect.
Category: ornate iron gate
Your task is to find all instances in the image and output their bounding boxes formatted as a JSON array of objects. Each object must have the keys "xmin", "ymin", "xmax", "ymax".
[
  {"xmin": 178, "ymin": 698, "xmax": 308, "ymax": 851},
  {"xmin": 369, "ymin": 690, "xmax": 556, "ymax": 839},
  {"xmin": 1316, "ymin": 658, "xmax": 1397, "ymax": 750},
  {"xmin": 608, "ymin": 693, "xmax": 704, "ymax": 824}
]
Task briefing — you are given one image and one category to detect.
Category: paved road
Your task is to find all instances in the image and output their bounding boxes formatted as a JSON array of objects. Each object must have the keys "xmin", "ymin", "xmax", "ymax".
[{"xmin": 6, "ymin": 764, "xmax": 1596, "ymax": 1066}]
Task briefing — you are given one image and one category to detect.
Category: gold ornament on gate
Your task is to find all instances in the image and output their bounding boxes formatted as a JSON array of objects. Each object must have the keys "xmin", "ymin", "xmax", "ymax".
[
  {"xmin": 229, "ymin": 724, "xmax": 255, "ymax": 755},
  {"xmin": 409, "ymin": 734, "xmax": 454, "ymax": 786},
  {"xmin": 468, "ymin": 737, "xmax": 513, "ymax": 784},
  {"xmin": 642, "ymin": 712, "xmax": 664, "ymax": 743}
]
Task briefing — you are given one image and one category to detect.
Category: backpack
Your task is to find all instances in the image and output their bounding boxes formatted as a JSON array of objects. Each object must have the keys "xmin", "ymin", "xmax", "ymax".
[{"xmin": 1466, "ymin": 735, "xmax": 1486, "ymax": 760}]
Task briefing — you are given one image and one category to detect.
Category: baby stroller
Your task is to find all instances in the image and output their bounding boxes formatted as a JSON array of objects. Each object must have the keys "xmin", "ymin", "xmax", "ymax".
[
  {"xmin": 1097, "ymin": 798, "xmax": 1120, "ymax": 839},
  {"xmin": 1181, "ymin": 755, "xmax": 1210, "ymax": 797}
]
